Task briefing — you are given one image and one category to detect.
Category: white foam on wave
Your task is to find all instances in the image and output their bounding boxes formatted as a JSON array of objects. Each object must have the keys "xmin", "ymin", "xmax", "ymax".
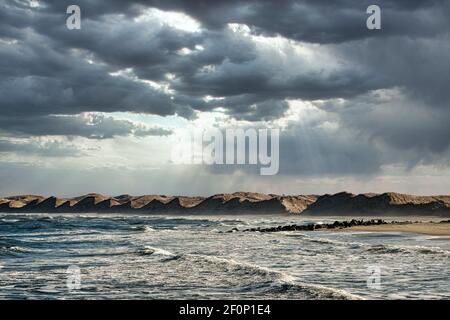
[
  {"xmin": 138, "ymin": 246, "xmax": 181, "ymax": 262},
  {"xmin": 132, "ymin": 225, "xmax": 155, "ymax": 232},
  {"xmin": 366, "ymin": 244, "xmax": 450, "ymax": 255},
  {"xmin": 1, "ymin": 219, "xmax": 19, "ymax": 223},
  {"xmin": 189, "ymin": 254, "xmax": 363, "ymax": 300},
  {"xmin": 301, "ymin": 235, "xmax": 364, "ymax": 248},
  {"xmin": 0, "ymin": 246, "xmax": 32, "ymax": 255},
  {"xmin": 135, "ymin": 243, "xmax": 362, "ymax": 299},
  {"xmin": 294, "ymin": 233, "xmax": 449, "ymax": 256},
  {"xmin": 140, "ymin": 246, "xmax": 176, "ymax": 256}
]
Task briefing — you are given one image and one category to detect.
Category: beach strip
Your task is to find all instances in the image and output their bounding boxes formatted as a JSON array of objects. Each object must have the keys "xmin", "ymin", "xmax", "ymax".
[{"xmin": 337, "ymin": 222, "xmax": 450, "ymax": 236}]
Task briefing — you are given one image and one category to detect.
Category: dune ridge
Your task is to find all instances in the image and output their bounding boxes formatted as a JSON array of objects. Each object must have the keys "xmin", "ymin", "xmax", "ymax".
[{"xmin": 1, "ymin": 192, "xmax": 450, "ymax": 216}]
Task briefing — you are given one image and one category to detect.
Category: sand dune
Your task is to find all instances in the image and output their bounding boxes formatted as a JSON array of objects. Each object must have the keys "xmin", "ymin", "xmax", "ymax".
[
  {"xmin": 0, "ymin": 191, "xmax": 449, "ymax": 216},
  {"xmin": 303, "ymin": 192, "xmax": 450, "ymax": 216}
]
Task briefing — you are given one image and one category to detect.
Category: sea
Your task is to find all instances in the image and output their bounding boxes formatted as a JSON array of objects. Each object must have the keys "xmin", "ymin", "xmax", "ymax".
[{"xmin": 0, "ymin": 214, "xmax": 448, "ymax": 300}]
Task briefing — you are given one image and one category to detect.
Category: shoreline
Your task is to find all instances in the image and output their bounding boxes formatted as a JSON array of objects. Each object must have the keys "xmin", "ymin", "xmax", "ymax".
[
  {"xmin": 240, "ymin": 219, "xmax": 450, "ymax": 236},
  {"xmin": 335, "ymin": 222, "xmax": 450, "ymax": 236}
]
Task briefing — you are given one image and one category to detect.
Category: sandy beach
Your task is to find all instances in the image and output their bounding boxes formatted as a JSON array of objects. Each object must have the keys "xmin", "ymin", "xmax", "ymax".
[{"xmin": 338, "ymin": 222, "xmax": 450, "ymax": 236}]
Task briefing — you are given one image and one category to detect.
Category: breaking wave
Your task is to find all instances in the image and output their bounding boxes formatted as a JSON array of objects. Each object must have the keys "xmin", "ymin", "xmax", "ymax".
[
  {"xmin": 131, "ymin": 225, "xmax": 155, "ymax": 232},
  {"xmin": 136, "ymin": 245, "xmax": 362, "ymax": 300},
  {"xmin": 298, "ymin": 234, "xmax": 449, "ymax": 256},
  {"xmin": 138, "ymin": 246, "xmax": 181, "ymax": 261},
  {"xmin": 188, "ymin": 254, "xmax": 362, "ymax": 300},
  {"xmin": 366, "ymin": 244, "xmax": 450, "ymax": 255},
  {"xmin": 0, "ymin": 245, "xmax": 32, "ymax": 256}
]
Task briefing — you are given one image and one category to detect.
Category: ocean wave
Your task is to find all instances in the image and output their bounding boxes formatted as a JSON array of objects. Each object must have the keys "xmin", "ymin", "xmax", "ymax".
[
  {"xmin": 0, "ymin": 245, "xmax": 31, "ymax": 256},
  {"xmin": 137, "ymin": 246, "xmax": 181, "ymax": 261},
  {"xmin": 304, "ymin": 237, "xmax": 344, "ymax": 245},
  {"xmin": 1, "ymin": 219, "xmax": 19, "ymax": 223},
  {"xmin": 131, "ymin": 225, "xmax": 155, "ymax": 232},
  {"xmin": 301, "ymin": 235, "xmax": 364, "ymax": 249},
  {"xmin": 366, "ymin": 244, "xmax": 450, "ymax": 255},
  {"xmin": 294, "ymin": 234, "xmax": 449, "ymax": 257},
  {"xmin": 134, "ymin": 244, "xmax": 361, "ymax": 299},
  {"xmin": 160, "ymin": 217, "xmax": 216, "ymax": 223},
  {"xmin": 187, "ymin": 254, "xmax": 362, "ymax": 300}
]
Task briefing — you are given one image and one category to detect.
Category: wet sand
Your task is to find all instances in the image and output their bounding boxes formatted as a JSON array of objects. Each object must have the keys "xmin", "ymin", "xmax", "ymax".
[{"xmin": 339, "ymin": 222, "xmax": 450, "ymax": 236}]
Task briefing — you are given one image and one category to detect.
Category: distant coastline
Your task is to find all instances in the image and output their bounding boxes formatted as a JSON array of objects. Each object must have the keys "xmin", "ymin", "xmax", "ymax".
[
  {"xmin": 238, "ymin": 219, "xmax": 450, "ymax": 236},
  {"xmin": 1, "ymin": 192, "xmax": 450, "ymax": 217}
]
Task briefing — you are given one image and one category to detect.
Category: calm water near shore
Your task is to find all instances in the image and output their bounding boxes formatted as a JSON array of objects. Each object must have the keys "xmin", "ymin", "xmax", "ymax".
[{"xmin": 0, "ymin": 214, "xmax": 449, "ymax": 299}]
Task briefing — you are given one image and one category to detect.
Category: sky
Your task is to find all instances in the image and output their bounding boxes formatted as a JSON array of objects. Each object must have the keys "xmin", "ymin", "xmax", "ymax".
[{"xmin": 0, "ymin": 0, "xmax": 450, "ymax": 197}]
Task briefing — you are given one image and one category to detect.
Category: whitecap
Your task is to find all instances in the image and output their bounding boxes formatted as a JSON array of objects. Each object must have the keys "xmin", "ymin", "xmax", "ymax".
[{"xmin": 187, "ymin": 254, "xmax": 363, "ymax": 300}]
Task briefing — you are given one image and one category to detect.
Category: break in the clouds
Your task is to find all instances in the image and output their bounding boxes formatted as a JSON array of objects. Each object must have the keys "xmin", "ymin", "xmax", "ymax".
[{"xmin": 0, "ymin": 0, "xmax": 449, "ymax": 195}]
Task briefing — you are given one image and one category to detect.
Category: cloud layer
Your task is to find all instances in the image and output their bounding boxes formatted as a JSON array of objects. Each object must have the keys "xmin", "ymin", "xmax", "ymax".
[{"xmin": 0, "ymin": 0, "xmax": 449, "ymax": 194}]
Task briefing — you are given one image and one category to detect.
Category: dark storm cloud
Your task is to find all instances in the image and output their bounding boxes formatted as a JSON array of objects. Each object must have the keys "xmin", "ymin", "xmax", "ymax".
[
  {"xmin": 0, "ymin": 0, "xmax": 204, "ymax": 135},
  {"xmin": 223, "ymin": 99, "xmax": 290, "ymax": 122},
  {"xmin": 2, "ymin": 0, "xmax": 446, "ymax": 121},
  {"xmin": 0, "ymin": 0, "xmax": 449, "ymax": 171},
  {"xmin": 320, "ymin": 90, "xmax": 450, "ymax": 156},
  {"xmin": 37, "ymin": 0, "xmax": 445, "ymax": 41},
  {"xmin": 334, "ymin": 35, "xmax": 450, "ymax": 108},
  {"xmin": 0, "ymin": 30, "xmax": 198, "ymax": 117},
  {"xmin": 0, "ymin": 114, "xmax": 173, "ymax": 139},
  {"xmin": 206, "ymin": 124, "xmax": 383, "ymax": 176},
  {"xmin": 130, "ymin": 0, "xmax": 450, "ymax": 43},
  {"xmin": 205, "ymin": 95, "xmax": 450, "ymax": 177},
  {"xmin": 173, "ymin": 60, "xmax": 386, "ymax": 100},
  {"xmin": 277, "ymin": 125, "xmax": 382, "ymax": 175},
  {"xmin": 26, "ymin": 0, "xmax": 449, "ymax": 43}
]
